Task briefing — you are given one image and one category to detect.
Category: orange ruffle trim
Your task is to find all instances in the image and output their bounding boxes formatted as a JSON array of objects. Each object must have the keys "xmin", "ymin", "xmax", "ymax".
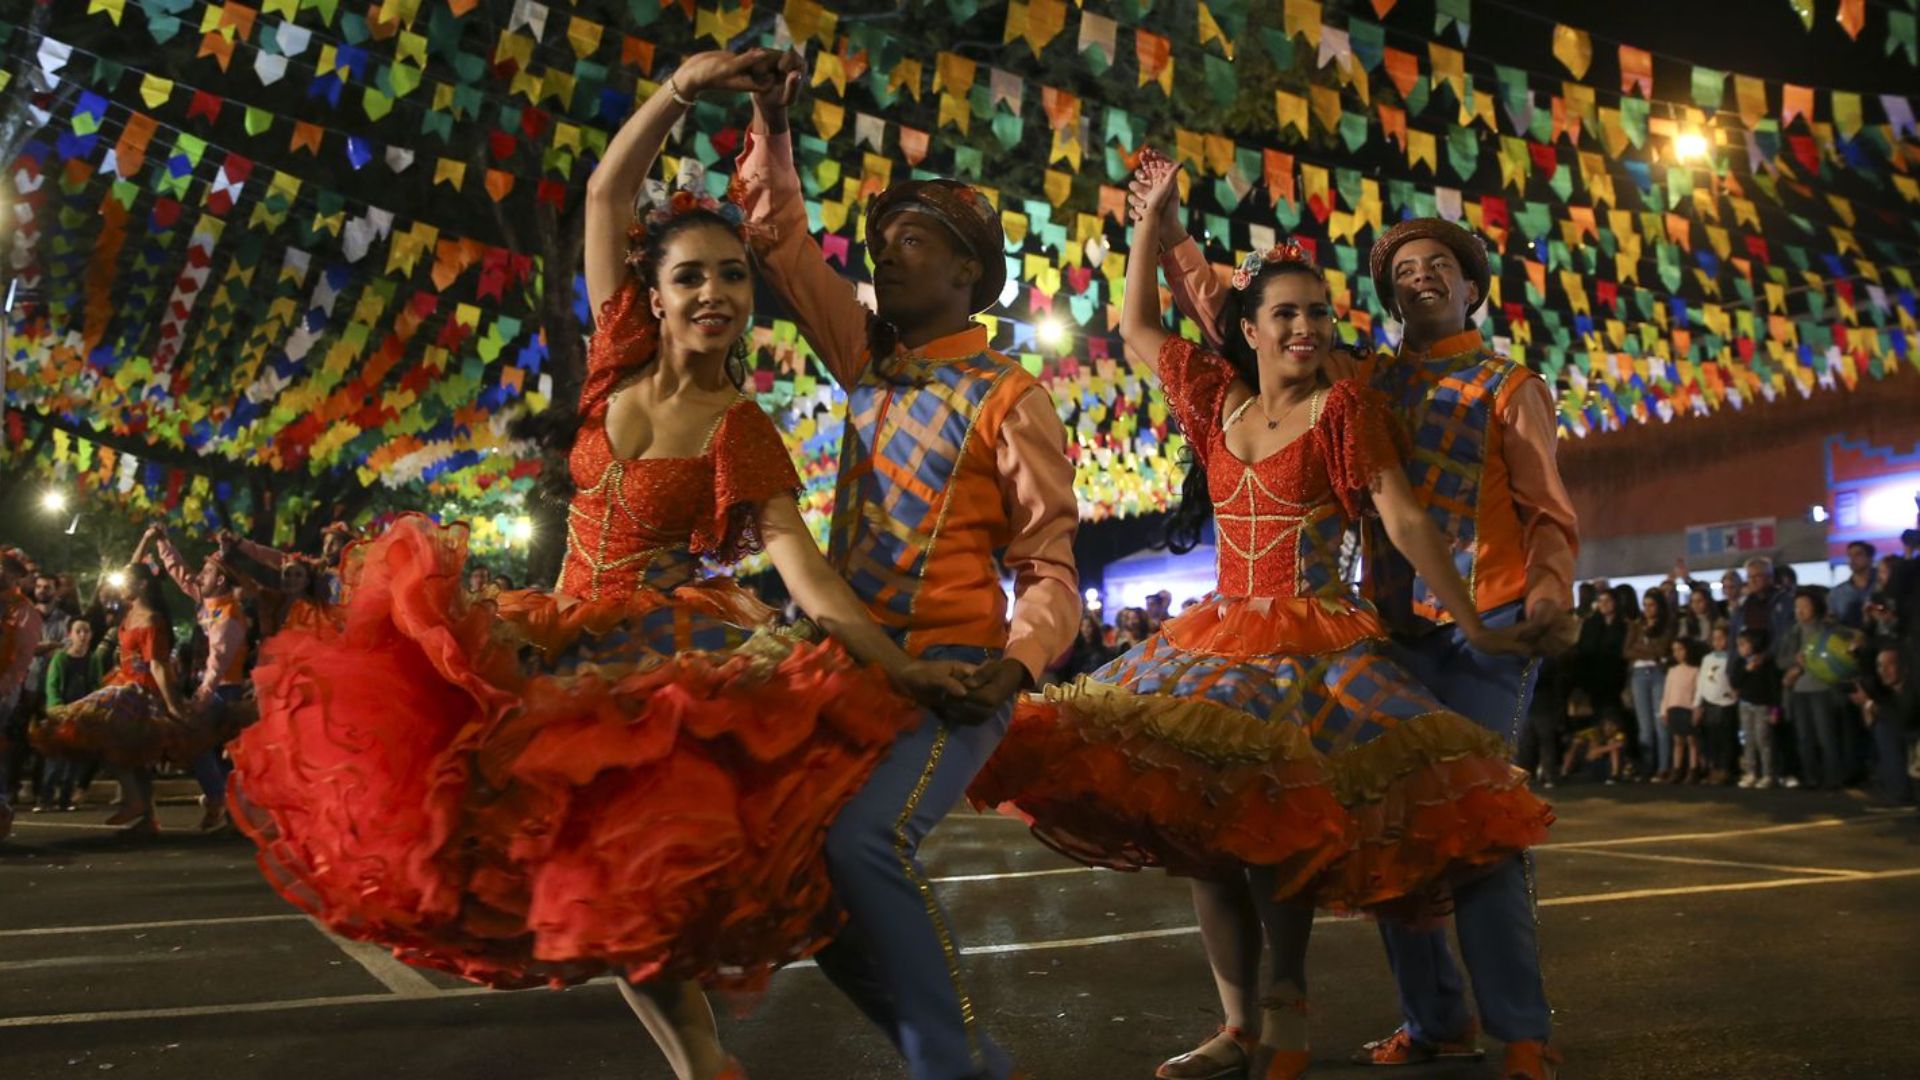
[
  {"xmin": 969, "ymin": 679, "xmax": 1552, "ymax": 920},
  {"xmin": 229, "ymin": 516, "xmax": 916, "ymax": 993},
  {"xmin": 1160, "ymin": 594, "xmax": 1385, "ymax": 657}
]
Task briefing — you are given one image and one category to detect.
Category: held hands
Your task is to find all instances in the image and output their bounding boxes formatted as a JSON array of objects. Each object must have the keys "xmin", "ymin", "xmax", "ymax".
[
  {"xmin": 943, "ymin": 658, "xmax": 1031, "ymax": 727},
  {"xmin": 889, "ymin": 658, "xmax": 974, "ymax": 713},
  {"xmin": 1513, "ymin": 598, "xmax": 1580, "ymax": 657},
  {"xmin": 673, "ymin": 48, "xmax": 805, "ymax": 107},
  {"xmin": 1126, "ymin": 151, "xmax": 1182, "ymax": 244}
]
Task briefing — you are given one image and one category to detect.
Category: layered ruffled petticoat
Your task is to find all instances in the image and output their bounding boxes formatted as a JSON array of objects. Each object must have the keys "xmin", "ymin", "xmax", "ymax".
[
  {"xmin": 29, "ymin": 625, "xmax": 253, "ymax": 768},
  {"xmin": 228, "ymin": 516, "xmax": 913, "ymax": 991}
]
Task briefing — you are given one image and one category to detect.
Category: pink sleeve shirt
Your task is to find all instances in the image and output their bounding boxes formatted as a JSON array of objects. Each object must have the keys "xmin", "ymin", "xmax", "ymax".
[{"xmin": 735, "ymin": 122, "xmax": 1080, "ymax": 684}]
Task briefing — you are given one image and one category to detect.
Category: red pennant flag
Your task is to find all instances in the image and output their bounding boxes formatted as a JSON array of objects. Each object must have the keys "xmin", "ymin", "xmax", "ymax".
[{"xmin": 187, "ymin": 90, "xmax": 223, "ymax": 124}]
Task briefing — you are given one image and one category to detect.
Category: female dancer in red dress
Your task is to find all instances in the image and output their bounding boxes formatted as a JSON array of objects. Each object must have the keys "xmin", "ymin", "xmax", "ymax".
[
  {"xmin": 31, "ymin": 561, "xmax": 195, "ymax": 837},
  {"xmin": 226, "ymin": 51, "xmax": 966, "ymax": 1080},
  {"xmin": 971, "ymin": 161, "xmax": 1552, "ymax": 1080}
]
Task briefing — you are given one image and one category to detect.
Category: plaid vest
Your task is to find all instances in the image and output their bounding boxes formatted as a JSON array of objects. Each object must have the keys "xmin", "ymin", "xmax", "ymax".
[
  {"xmin": 829, "ymin": 347, "xmax": 1034, "ymax": 654},
  {"xmin": 1367, "ymin": 337, "xmax": 1535, "ymax": 628}
]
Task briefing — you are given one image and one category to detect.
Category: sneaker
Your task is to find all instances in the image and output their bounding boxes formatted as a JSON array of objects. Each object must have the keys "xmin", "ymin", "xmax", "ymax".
[
  {"xmin": 1350, "ymin": 1023, "xmax": 1485, "ymax": 1066},
  {"xmin": 31, "ymin": 802, "xmax": 54, "ymax": 813},
  {"xmin": 1782, "ymin": 776, "xmax": 1802, "ymax": 789},
  {"xmin": 1737, "ymin": 775, "xmax": 1756, "ymax": 789},
  {"xmin": 1502, "ymin": 1040, "xmax": 1561, "ymax": 1079},
  {"xmin": 1603, "ymin": 777, "xmax": 1618, "ymax": 785},
  {"xmin": 1540, "ymin": 778, "xmax": 1556, "ymax": 790},
  {"xmin": 1754, "ymin": 777, "xmax": 1776, "ymax": 790}
]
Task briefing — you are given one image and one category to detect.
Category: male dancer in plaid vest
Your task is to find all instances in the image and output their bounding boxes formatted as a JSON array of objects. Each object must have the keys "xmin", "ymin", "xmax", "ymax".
[
  {"xmin": 1154, "ymin": 206, "xmax": 1578, "ymax": 1080},
  {"xmin": 735, "ymin": 55, "xmax": 1077, "ymax": 1080}
]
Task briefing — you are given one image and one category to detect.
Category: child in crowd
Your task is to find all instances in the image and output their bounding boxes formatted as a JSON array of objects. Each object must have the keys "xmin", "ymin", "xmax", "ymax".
[
  {"xmin": 1560, "ymin": 711, "xmax": 1628, "ymax": 783},
  {"xmin": 1660, "ymin": 638, "xmax": 1704, "ymax": 783},
  {"xmin": 36, "ymin": 619, "xmax": 106, "ymax": 811},
  {"xmin": 1733, "ymin": 628, "xmax": 1783, "ymax": 788},
  {"xmin": 1693, "ymin": 623, "xmax": 1739, "ymax": 784}
]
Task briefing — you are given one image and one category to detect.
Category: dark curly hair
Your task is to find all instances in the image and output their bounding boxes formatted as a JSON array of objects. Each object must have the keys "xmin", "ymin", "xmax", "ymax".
[
  {"xmin": 124, "ymin": 562, "xmax": 176, "ymax": 654},
  {"xmin": 513, "ymin": 208, "xmax": 750, "ymax": 508},
  {"xmin": 1163, "ymin": 259, "xmax": 1330, "ymax": 554}
]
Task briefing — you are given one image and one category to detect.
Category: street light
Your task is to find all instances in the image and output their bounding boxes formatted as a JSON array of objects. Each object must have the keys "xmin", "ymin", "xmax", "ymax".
[
  {"xmin": 509, "ymin": 516, "xmax": 534, "ymax": 545},
  {"xmin": 40, "ymin": 489, "xmax": 67, "ymax": 514},
  {"xmin": 105, "ymin": 570, "xmax": 128, "ymax": 591},
  {"xmin": 1674, "ymin": 131, "xmax": 1709, "ymax": 162},
  {"xmin": 1037, "ymin": 316, "xmax": 1069, "ymax": 352}
]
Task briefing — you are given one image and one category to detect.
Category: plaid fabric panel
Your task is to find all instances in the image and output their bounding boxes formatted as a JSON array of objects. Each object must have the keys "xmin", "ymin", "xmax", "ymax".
[
  {"xmin": 1091, "ymin": 631, "xmax": 1453, "ymax": 760},
  {"xmin": 1294, "ymin": 507, "xmax": 1357, "ymax": 598},
  {"xmin": 543, "ymin": 603, "xmax": 754, "ymax": 677},
  {"xmin": 1368, "ymin": 352, "xmax": 1513, "ymax": 624},
  {"xmin": 828, "ymin": 354, "xmax": 1014, "ymax": 622}
]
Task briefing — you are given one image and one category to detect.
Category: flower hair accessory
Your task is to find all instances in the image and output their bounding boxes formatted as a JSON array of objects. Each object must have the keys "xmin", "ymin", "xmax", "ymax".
[
  {"xmin": 1230, "ymin": 237, "xmax": 1318, "ymax": 290},
  {"xmin": 625, "ymin": 162, "xmax": 748, "ymax": 254}
]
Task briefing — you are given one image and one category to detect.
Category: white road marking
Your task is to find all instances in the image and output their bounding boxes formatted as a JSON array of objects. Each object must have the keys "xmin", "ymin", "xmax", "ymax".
[
  {"xmin": 1543, "ymin": 846, "xmax": 1867, "ymax": 878},
  {"xmin": 305, "ymin": 919, "xmax": 441, "ymax": 998},
  {"xmin": 1534, "ymin": 815, "xmax": 1876, "ymax": 849},
  {"xmin": 0, "ymin": 914, "xmax": 305, "ymax": 939},
  {"xmin": 6, "ymin": 865, "xmax": 1919, "ymax": 1028}
]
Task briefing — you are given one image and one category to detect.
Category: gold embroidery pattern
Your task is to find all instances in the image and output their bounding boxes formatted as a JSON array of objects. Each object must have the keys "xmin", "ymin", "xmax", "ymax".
[{"xmin": 890, "ymin": 726, "xmax": 982, "ymax": 1068}]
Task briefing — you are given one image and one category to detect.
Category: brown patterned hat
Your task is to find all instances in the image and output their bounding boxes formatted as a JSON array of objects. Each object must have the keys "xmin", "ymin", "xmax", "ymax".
[
  {"xmin": 1369, "ymin": 217, "xmax": 1492, "ymax": 319},
  {"xmin": 866, "ymin": 179, "xmax": 1008, "ymax": 313}
]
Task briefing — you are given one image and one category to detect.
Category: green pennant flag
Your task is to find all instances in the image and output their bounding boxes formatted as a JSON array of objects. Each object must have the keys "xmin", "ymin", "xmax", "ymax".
[
  {"xmin": 1447, "ymin": 124, "xmax": 1479, "ymax": 179},
  {"xmin": 1618, "ymin": 96, "xmax": 1648, "ymax": 148},
  {"xmin": 244, "ymin": 106, "xmax": 274, "ymax": 136},
  {"xmin": 1204, "ymin": 54, "xmax": 1237, "ymax": 107},
  {"xmin": 1690, "ymin": 65, "xmax": 1725, "ymax": 111},
  {"xmin": 1890, "ymin": 11, "xmax": 1918, "ymax": 64}
]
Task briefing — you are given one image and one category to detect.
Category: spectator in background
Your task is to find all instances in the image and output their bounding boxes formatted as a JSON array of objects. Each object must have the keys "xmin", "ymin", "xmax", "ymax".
[
  {"xmin": 1855, "ymin": 646, "xmax": 1917, "ymax": 813},
  {"xmin": 1660, "ymin": 638, "xmax": 1704, "ymax": 783},
  {"xmin": 1827, "ymin": 541, "xmax": 1877, "ymax": 631},
  {"xmin": 36, "ymin": 619, "xmax": 106, "ymax": 812},
  {"xmin": 1780, "ymin": 589, "xmax": 1846, "ymax": 791},
  {"xmin": 1678, "ymin": 587, "xmax": 1718, "ymax": 644},
  {"xmin": 1624, "ymin": 588, "xmax": 1676, "ymax": 779},
  {"xmin": 1143, "ymin": 590, "xmax": 1173, "ymax": 630},
  {"xmin": 1560, "ymin": 710, "xmax": 1628, "ymax": 784},
  {"xmin": 1719, "ymin": 569, "xmax": 1745, "ymax": 609},
  {"xmin": 1734, "ymin": 628, "xmax": 1784, "ymax": 788},
  {"xmin": 1113, "ymin": 607, "xmax": 1153, "ymax": 650},
  {"xmin": 1865, "ymin": 554, "xmax": 1905, "ymax": 652},
  {"xmin": 1576, "ymin": 587, "xmax": 1630, "ymax": 735},
  {"xmin": 1575, "ymin": 581, "xmax": 1598, "ymax": 618},
  {"xmin": 1694, "ymin": 622, "xmax": 1739, "ymax": 784},
  {"xmin": 1736, "ymin": 556, "xmax": 1780, "ymax": 640},
  {"xmin": 1520, "ymin": 652, "xmax": 1572, "ymax": 789},
  {"xmin": 1061, "ymin": 612, "xmax": 1116, "ymax": 681}
]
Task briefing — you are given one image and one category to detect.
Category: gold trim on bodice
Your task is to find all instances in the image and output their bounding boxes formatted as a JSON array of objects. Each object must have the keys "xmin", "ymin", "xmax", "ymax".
[{"xmin": 1213, "ymin": 390, "xmax": 1326, "ymax": 598}]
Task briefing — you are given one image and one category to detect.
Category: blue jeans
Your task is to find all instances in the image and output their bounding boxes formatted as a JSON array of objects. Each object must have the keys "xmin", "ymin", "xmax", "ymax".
[
  {"xmin": 189, "ymin": 684, "xmax": 246, "ymax": 804},
  {"xmin": 1788, "ymin": 688, "xmax": 1845, "ymax": 790},
  {"xmin": 1630, "ymin": 665, "xmax": 1669, "ymax": 774},
  {"xmin": 812, "ymin": 645, "xmax": 1015, "ymax": 1080},
  {"xmin": 1379, "ymin": 603, "xmax": 1552, "ymax": 1044}
]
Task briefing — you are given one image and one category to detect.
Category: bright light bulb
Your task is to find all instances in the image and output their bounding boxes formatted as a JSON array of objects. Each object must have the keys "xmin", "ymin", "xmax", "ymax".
[
  {"xmin": 105, "ymin": 571, "xmax": 128, "ymax": 590},
  {"xmin": 1037, "ymin": 316, "xmax": 1069, "ymax": 351},
  {"xmin": 40, "ymin": 490, "xmax": 67, "ymax": 513},
  {"xmin": 1675, "ymin": 131, "xmax": 1709, "ymax": 162},
  {"xmin": 509, "ymin": 516, "xmax": 535, "ymax": 544}
]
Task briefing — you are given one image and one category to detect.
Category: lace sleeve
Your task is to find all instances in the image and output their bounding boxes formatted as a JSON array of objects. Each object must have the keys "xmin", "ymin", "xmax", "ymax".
[
  {"xmin": 579, "ymin": 280, "xmax": 659, "ymax": 419},
  {"xmin": 692, "ymin": 401, "xmax": 804, "ymax": 564},
  {"xmin": 1315, "ymin": 378, "xmax": 1410, "ymax": 520},
  {"xmin": 1157, "ymin": 336, "xmax": 1238, "ymax": 467}
]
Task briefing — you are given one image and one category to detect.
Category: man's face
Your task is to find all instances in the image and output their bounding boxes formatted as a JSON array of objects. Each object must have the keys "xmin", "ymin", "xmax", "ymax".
[
  {"xmin": 1389, "ymin": 237, "xmax": 1477, "ymax": 332},
  {"xmin": 1848, "ymin": 546, "xmax": 1873, "ymax": 574},
  {"xmin": 1877, "ymin": 649, "xmax": 1902, "ymax": 687},
  {"xmin": 1745, "ymin": 561, "xmax": 1770, "ymax": 588},
  {"xmin": 198, "ymin": 562, "xmax": 229, "ymax": 595},
  {"xmin": 869, "ymin": 211, "xmax": 980, "ymax": 329},
  {"xmin": 32, "ymin": 576, "xmax": 57, "ymax": 604}
]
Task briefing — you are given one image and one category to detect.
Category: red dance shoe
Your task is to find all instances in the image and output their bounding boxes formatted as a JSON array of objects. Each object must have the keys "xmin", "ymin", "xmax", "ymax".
[{"xmin": 1349, "ymin": 1022, "xmax": 1484, "ymax": 1066}]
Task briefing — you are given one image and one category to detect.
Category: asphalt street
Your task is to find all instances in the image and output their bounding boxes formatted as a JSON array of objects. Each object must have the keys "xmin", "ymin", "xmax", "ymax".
[{"xmin": 3, "ymin": 784, "xmax": 1917, "ymax": 1080}]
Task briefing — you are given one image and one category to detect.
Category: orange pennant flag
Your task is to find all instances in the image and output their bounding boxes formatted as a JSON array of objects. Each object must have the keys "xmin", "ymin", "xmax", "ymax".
[{"xmin": 1617, "ymin": 45, "xmax": 1652, "ymax": 97}]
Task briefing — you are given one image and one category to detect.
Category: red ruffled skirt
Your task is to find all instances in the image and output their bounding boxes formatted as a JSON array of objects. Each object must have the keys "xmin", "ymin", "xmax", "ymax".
[
  {"xmin": 227, "ymin": 516, "xmax": 914, "ymax": 991},
  {"xmin": 970, "ymin": 593, "xmax": 1552, "ymax": 918}
]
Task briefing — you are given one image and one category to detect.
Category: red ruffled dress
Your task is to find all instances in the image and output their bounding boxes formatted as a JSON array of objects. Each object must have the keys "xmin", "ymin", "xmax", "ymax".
[
  {"xmin": 30, "ymin": 621, "xmax": 224, "ymax": 767},
  {"xmin": 971, "ymin": 338, "xmax": 1552, "ymax": 917},
  {"xmin": 227, "ymin": 282, "xmax": 915, "ymax": 992}
]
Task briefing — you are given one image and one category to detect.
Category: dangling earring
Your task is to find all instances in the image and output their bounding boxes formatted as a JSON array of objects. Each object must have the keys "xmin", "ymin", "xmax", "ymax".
[{"xmin": 728, "ymin": 334, "xmax": 751, "ymax": 387}]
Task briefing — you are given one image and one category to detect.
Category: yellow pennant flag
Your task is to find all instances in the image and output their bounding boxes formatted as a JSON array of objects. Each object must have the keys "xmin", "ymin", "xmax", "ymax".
[
  {"xmin": 1198, "ymin": 3, "xmax": 1234, "ymax": 59},
  {"xmin": 1552, "ymin": 24, "xmax": 1591, "ymax": 79},
  {"xmin": 88, "ymin": 0, "xmax": 127, "ymax": 24},
  {"xmin": 433, "ymin": 158, "xmax": 466, "ymax": 189},
  {"xmin": 139, "ymin": 73, "xmax": 173, "ymax": 109},
  {"xmin": 813, "ymin": 99, "xmax": 846, "ymax": 140},
  {"xmin": 1274, "ymin": 90, "xmax": 1309, "ymax": 138},
  {"xmin": 1407, "ymin": 128, "xmax": 1437, "ymax": 172}
]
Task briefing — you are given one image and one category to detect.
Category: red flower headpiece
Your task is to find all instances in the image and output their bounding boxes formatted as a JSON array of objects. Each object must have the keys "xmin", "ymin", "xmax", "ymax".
[{"xmin": 1230, "ymin": 237, "xmax": 1320, "ymax": 290}]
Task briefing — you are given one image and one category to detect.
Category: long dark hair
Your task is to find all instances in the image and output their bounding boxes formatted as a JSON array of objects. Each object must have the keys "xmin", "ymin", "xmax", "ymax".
[
  {"xmin": 514, "ymin": 209, "xmax": 751, "ymax": 507},
  {"xmin": 1641, "ymin": 586, "xmax": 1673, "ymax": 636},
  {"xmin": 125, "ymin": 563, "xmax": 176, "ymax": 653},
  {"xmin": 1163, "ymin": 259, "xmax": 1330, "ymax": 554}
]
